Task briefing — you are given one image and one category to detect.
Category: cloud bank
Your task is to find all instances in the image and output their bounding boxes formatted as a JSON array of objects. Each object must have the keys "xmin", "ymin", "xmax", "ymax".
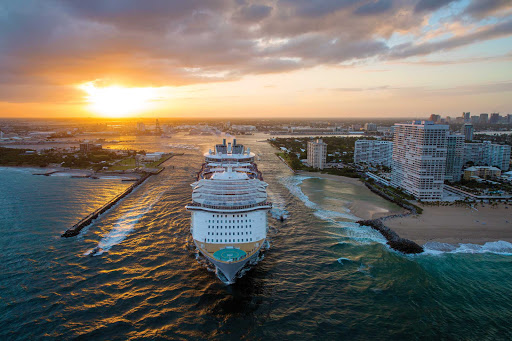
[{"xmin": 0, "ymin": 0, "xmax": 511, "ymax": 103}]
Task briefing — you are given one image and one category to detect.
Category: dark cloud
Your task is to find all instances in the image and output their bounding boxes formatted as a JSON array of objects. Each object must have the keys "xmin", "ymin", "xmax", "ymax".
[
  {"xmin": 233, "ymin": 4, "xmax": 273, "ymax": 22},
  {"xmin": 414, "ymin": 0, "xmax": 458, "ymax": 13},
  {"xmin": 354, "ymin": 0, "xmax": 393, "ymax": 15},
  {"xmin": 464, "ymin": 0, "xmax": 512, "ymax": 18},
  {"xmin": 0, "ymin": 0, "xmax": 512, "ymax": 103},
  {"xmin": 278, "ymin": 0, "xmax": 359, "ymax": 18}
]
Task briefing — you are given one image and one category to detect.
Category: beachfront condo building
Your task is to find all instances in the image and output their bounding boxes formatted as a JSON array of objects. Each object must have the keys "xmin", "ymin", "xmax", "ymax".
[
  {"xmin": 391, "ymin": 121, "xmax": 448, "ymax": 201},
  {"xmin": 307, "ymin": 139, "xmax": 327, "ymax": 169},
  {"xmin": 445, "ymin": 134, "xmax": 465, "ymax": 182},
  {"xmin": 464, "ymin": 141, "xmax": 511, "ymax": 171},
  {"xmin": 354, "ymin": 140, "xmax": 392, "ymax": 168}
]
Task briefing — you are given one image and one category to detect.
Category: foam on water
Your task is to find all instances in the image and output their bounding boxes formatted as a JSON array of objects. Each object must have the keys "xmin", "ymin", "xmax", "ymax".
[
  {"xmin": 267, "ymin": 189, "xmax": 289, "ymax": 220},
  {"xmin": 280, "ymin": 175, "xmax": 386, "ymax": 245},
  {"xmin": 423, "ymin": 240, "xmax": 512, "ymax": 256},
  {"xmin": 84, "ymin": 190, "xmax": 166, "ymax": 256}
]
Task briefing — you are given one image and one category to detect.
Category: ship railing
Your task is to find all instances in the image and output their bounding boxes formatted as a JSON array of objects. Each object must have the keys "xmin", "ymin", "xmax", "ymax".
[{"xmin": 187, "ymin": 201, "xmax": 272, "ymax": 210}]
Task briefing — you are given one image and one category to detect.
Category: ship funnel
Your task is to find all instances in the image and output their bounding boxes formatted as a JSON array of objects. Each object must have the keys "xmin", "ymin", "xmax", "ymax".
[
  {"xmin": 223, "ymin": 138, "xmax": 226, "ymax": 145},
  {"xmin": 233, "ymin": 138, "xmax": 237, "ymax": 145}
]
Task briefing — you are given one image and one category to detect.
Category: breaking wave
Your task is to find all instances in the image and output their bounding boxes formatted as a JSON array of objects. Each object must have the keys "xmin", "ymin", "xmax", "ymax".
[{"xmin": 423, "ymin": 240, "xmax": 512, "ymax": 255}]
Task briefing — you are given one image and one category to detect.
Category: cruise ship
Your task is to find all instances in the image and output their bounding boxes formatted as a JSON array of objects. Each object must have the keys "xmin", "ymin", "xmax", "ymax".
[{"xmin": 186, "ymin": 139, "xmax": 271, "ymax": 283}]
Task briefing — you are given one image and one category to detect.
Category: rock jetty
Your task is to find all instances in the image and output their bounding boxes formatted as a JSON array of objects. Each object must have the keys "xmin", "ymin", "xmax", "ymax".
[{"xmin": 356, "ymin": 218, "xmax": 424, "ymax": 254}]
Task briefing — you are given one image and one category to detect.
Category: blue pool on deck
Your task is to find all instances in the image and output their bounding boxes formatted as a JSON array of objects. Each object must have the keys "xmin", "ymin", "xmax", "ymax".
[{"xmin": 213, "ymin": 248, "xmax": 247, "ymax": 261}]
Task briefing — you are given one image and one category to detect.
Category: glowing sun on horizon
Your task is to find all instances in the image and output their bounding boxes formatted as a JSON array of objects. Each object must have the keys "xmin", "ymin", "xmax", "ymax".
[{"xmin": 79, "ymin": 82, "xmax": 158, "ymax": 117}]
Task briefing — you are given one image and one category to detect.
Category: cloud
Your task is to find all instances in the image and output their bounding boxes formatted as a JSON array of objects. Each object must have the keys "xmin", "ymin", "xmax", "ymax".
[
  {"xmin": 1, "ymin": 0, "xmax": 512, "ymax": 104},
  {"xmin": 354, "ymin": 0, "xmax": 393, "ymax": 16},
  {"xmin": 233, "ymin": 4, "xmax": 273, "ymax": 22},
  {"xmin": 414, "ymin": 0, "xmax": 458, "ymax": 13},
  {"xmin": 389, "ymin": 19, "xmax": 512, "ymax": 58},
  {"xmin": 464, "ymin": 0, "xmax": 512, "ymax": 18}
]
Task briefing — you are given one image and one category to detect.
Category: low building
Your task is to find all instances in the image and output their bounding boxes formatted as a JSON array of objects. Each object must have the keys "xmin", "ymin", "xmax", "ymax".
[
  {"xmin": 141, "ymin": 152, "xmax": 165, "ymax": 162},
  {"xmin": 463, "ymin": 166, "xmax": 501, "ymax": 180},
  {"xmin": 354, "ymin": 139, "xmax": 392, "ymax": 167},
  {"xmin": 79, "ymin": 143, "xmax": 102, "ymax": 154},
  {"xmin": 307, "ymin": 139, "xmax": 327, "ymax": 169}
]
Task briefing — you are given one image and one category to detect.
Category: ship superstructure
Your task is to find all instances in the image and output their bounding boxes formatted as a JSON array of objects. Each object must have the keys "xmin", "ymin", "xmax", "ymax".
[{"xmin": 186, "ymin": 139, "xmax": 271, "ymax": 282}]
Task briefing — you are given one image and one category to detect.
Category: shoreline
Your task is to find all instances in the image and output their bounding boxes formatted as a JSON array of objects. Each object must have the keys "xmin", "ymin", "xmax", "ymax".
[
  {"xmin": 297, "ymin": 170, "xmax": 511, "ymax": 247},
  {"xmin": 385, "ymin": 204, "xmax": 512, "ymax": 245},
  {"xmin": 297, "ymin": 171, "xmax": 407, "ymax": 220}
]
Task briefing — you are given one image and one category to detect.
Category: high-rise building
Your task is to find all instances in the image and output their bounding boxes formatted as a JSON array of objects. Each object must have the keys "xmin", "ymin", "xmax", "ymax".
[
  {"xmin": 464, "ymin": 141, "xmax": 511, "ymax": 171},
  {"xmin": 364, "ymin": 123, "xmax": 377, "ymax": 131},
  {"xmin": 391, "ymin": 121, "xmax": 448, "ymax": 201},
  {"xmin": 462, "ymin": 112, "xmax": 471, "ymax": 123},
  {"xmin": 479, "ymin": 113, "xmax": 488, "ymax": 124},
  {"xmin": 354, "ymin": 140, "xmax": 393, "ymax": 167},
  {"xmin": 490, "ymin": 113, "xmax": 500, "ymax": 124},
  {"xmin": 137, "ymin": 122, "xmax": 146, "ymax": 132},
  {"xmin": 429, "ymin": 114, "xmax": 441, "ymax": 123},
  {"xmin": 462, "ymin": 123, "xmax": 474, "ymax": 141},
  {"xmin": 307, "ymin": 139, "xmax": 327, "ymax": 169},
  {"xmin": 445, "ymin": 134, "xmax": 464, "ymax": 182}
]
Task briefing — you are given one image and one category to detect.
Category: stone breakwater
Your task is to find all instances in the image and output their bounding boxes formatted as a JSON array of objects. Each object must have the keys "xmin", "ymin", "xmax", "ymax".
[{"xmin": 357, "ymin": 218, "xmax": 424, "ymax": 254}]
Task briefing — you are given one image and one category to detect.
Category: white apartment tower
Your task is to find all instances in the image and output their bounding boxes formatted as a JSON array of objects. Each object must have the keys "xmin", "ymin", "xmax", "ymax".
[
  {"xmin": 307, "ymin": 139, "xmax": 327, "ymax": 169},
  {"xmin": 354, "ymin": 140, "xmax": 393, "ymax": 167},
  {"xmin": 464, "ymin": 141, "xmax": 511, "ymax": 171},
  {"xmin": 391, "ymin": 121, "xmax": 448, "ymax": 201}
]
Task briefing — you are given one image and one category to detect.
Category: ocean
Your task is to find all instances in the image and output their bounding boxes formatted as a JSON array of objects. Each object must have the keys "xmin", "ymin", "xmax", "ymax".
[{"xmin": 1, "ymin": 133, "xmax": 512, "ymax": 340}]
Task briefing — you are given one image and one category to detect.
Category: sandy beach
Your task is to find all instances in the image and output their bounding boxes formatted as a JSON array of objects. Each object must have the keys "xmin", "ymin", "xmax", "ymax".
[
  {"xmin": 386, "ymin": 205, "xmax": 512, "ymax": 245},
  {"xmin": 298, "ymin": 171, "xmax": 408, "ymax": 220}
]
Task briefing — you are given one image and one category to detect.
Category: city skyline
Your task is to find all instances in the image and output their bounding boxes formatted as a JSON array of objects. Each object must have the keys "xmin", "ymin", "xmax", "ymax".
[{"xmin": 1, "ymin": 0, "xmax": 512, "ymax": 118}]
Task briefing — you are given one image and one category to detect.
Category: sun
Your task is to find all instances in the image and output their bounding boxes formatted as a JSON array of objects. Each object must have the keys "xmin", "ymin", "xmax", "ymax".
[{"xmin": 79, "ymin": 82, "xmax": 158, "ymax": 117}]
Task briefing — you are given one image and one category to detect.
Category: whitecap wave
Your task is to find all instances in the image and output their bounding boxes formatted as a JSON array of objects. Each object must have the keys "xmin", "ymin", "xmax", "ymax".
[
  {"xmin": 267, "ymin": 189, "xmax": 289, "ymax": 220},
  {"xmin": 423, "ymin": 240, "xmax": 512, "ymax": 255},
  {"xmin": 279, "ymin": 175, "xmax": 384, "ymax": 245}
]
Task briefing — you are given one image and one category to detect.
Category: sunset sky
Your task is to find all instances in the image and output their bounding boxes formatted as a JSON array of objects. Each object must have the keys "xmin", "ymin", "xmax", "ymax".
[{"xmin": 1, "ymin": 0, "xmax": 512, "ymax": 118}]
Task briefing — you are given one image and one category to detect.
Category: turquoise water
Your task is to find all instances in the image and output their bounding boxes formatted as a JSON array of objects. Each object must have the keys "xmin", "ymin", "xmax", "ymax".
[{"xmin": 1, "ymin": 135, "xmax": 512, "ymax": 340}]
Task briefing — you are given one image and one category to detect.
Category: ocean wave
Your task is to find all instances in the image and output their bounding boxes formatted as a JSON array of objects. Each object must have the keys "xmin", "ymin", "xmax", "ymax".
[
  {"xmin": 267, "ymin": 189, "xmax": 289, "ymax": 220},
  {"xmin": 423, "ymin": 240, "xmax": 512, "ymax": 255},
  {"xmin": 279, "ymin": 175, "xmax": 384, "ymax": 245}
]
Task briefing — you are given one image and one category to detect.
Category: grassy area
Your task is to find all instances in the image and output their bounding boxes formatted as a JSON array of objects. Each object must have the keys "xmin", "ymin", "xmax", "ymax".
[{"xmin": 108, "ymin": 157, "xmax": 137, "ymax": 171}]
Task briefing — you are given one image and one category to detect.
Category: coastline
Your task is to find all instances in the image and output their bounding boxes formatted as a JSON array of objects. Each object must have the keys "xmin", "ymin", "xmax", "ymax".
[
  {"xmin": 297, "ymin": 171, "xmax": 407, "ymax": 220},
  {"xmin": 298, "ymin": 170, "xmax": 512, "ymax": 247},
  {"xmin": 385, "ymin": 204, "xmax": 512, "ymax": 245}
]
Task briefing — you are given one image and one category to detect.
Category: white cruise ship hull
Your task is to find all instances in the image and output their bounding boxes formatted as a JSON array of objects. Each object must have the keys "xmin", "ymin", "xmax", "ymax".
[{"xmin": 186, "ymin": 139, "xmax": 271, "ymax": 283}]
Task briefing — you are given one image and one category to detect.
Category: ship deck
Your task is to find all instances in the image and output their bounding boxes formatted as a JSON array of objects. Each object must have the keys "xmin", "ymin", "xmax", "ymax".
[{"xmin": 213, "ymin": 248, "xmax": 247, "ymax": 262}]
